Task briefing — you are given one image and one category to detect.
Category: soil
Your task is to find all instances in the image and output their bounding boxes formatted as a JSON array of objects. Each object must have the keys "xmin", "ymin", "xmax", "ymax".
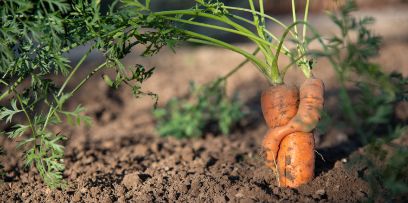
[{"xmin": 1, "ymin": 6, "xmax": 408, "ymax": 203}]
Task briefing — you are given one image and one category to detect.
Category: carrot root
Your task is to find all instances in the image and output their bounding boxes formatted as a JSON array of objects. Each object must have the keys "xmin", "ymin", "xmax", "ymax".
[
  {"xmin": 278, "ymin": 132, "xmax": 315, "ymax": 187},
  {"xmin": 261, "ymin": 78, "xmax": 324, "ymax": 188}
]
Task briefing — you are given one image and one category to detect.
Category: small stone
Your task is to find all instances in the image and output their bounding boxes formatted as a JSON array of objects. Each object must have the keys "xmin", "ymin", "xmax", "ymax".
[
  {"xmin": 134, "ymin": 145, "xmax": 148, "ymax": 157},
  {"xmin": 315, "ymin": 189, "xmax": 325, "ymax": 196},
  {"xmin": 72, "ymin": 192, "xmax": 82, "ymax": 202},
  {"xmin": 341, "ymin": 158, "xmax": 347, "ymax": 163},
  {"xmin": 235, "ymin": 192, "xmax": 244, "ymax": 198},
  {"xmin": 117, "ymin": 196, "xmax": 126, "ymax": 203},
  {"xmin": 80, "ymin": 187, "xmax": 87, "ymax": 193},
  {"xmin": 122, "ymin": 172, "xmax": 141, "ymax": 189}
]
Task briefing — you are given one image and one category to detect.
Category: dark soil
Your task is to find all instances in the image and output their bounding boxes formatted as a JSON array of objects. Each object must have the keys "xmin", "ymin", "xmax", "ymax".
[
  {"xmin": 0, "ymin": 78, "xmax": 374, "ymax": 203},
  {"xmin": 1, "ymin": 126, "xmax": 369, "ymax": 203}
]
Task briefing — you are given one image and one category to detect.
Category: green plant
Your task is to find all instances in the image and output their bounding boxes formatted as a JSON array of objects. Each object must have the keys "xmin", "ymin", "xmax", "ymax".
[
  {"xmin": 315, "ymin": 1, "xmax": 408, "ymax": 200},
  {"xmin": 153, "ymin": 80, "xmax": 243, "ymax": 138},
  {"xmin": 310, "ymin": 0, "xmax": 407, "ymax": 143},
  {"xmin": 151, "ymin": 0, "xmax": 317, "ymax": 140},
  {"xmin": 0, "ymin": 0, "xmax": 183, "ymax": 188},
  {"xmin": 152, "ymin": 0, "xmax": 314, "ymax": 85},
  {"xmin": 153, "ymin": 50, "xmax": 258, "ymax": 138}
]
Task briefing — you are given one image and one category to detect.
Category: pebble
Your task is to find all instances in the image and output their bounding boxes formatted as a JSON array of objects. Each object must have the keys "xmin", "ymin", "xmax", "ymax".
[
  {"xmin": 315, "ymin": 189, "xmax": 326, "ymax": 196},
  {"xmin": 122, "ymin": 172, "xmax": 141, "ymax": 189}
]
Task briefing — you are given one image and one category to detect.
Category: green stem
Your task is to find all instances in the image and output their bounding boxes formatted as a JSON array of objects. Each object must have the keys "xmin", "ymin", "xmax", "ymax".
[
  {"xmin": 42, "ymin": 62, "xmax": 107, "ymax": 132},
  {"xmin": 291, "ymin": 0, "xmax": 299, "ymax": 36},
  {"xmin": 163, "ymin": 16, "xmax": 273, "ymax": 49},
  {"xmin": 57, "ymin": 46, "xmax": 93, "ymax": 97},
  {"xmin": 230, "ymin": 14, "xmax": 290, "ymax": 53},
  {"xmin": 154, "ymin": 9, "xmax": 272, "ymax": 63},
  {"xmin": 249, "ymin": 0, "xmax": 273, "ymax": 66},
  {"xmin": 15, "ymin": 92, "xmax": 36, "ymax": 136},
  {"xmin": 69, "ymin": 62, "xmax": 107, "ymax": 96},
  {"xmin": 222, "ymin": 6, "xmax": 298, "ymax": 39},
  {"xmin": 303, "ymin": 0, "xmax": 310, "ymax": 42},
  {"xmin": 281, "ymin": 52, "xmax": 309, "ymax": 78},
  {"xmin": 217, "ymin": 48, "xmax": 260, "ymax": 83},
  {"xmin": 43, "ymin": 46, "xmax": 93, "ymax": 131},
  {"xmin": 0, "ymin": 77, "xmax": 23, "ymax": 101},
  {"xmin": 259, "ymin": 0, "xmax": 266, "ymax": 28},
  {"xmin": 185, "ymin": 36, "xmax": 267, "ymax": 74},
  {"xmin": 186, "ymin": 35, "xmax": 278, "ymax": 84}
]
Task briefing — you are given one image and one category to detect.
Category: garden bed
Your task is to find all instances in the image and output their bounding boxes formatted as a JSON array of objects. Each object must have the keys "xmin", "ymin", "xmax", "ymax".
[{"xmin": 1, "ymin": 38, "xmax": 407, "ymax": 202}]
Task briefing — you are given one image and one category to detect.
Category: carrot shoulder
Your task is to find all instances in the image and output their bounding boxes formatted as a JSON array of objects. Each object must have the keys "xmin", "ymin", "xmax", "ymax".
[{"xmin": 261, "ymin": 85, "xmax": 299, "ymax": 128}]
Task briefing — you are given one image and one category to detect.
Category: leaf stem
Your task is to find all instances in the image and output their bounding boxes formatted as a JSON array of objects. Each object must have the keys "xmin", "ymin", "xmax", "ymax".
[
  {"xmin": 0, "ymin": 77, "xmax": 23, "ymax": 101},
  {"xmin": 303, "ymin": 0, "xmax": 310, "ymax": 42},
  {"xmin": 222, "ymin": 5, "xmax": 298, "ymax": 38},
  {"xmin": 15, "ymin": 92, "xmax": 36, "ymax": 136},
  {"xmin": 57, "ymin": 46, "xmax": 94, "ymax": 97}
]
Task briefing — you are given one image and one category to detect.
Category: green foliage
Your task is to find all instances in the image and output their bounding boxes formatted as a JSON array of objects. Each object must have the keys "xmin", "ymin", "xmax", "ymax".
[
  {"xmin": 153, "ymin": 80, "xmax": 244, "ymax": 138},
  {"xmin": 317, "ymin": 1, "xmax": 408, "ymax": 200},
  {"xmin": 312, "ymin": 0, "xmax": 406, "ymax": 142},
  {"xmin": 0, "ymin": 0, "xmax": 184, "ymax": 188},
  {"xmin": 357, "ymin": 131, "xmax": 408, "ymax": 202}
]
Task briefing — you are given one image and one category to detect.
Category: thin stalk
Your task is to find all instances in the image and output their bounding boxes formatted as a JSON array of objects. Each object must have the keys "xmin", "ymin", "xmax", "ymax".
[
  {"xmin": 15, "ymin": 92, "xmax": 36, "ymax": 136},
  {"xmin": 43, "ymin": 46, "xmax": 93, "ymax": 131},
  {"xmin": 230, "ymin": 14, "xmax": 290, "ymax": 53},
  {"xmin": 209, "ymin": 48, "xmax": 260, "ymax": 91},
  {"xmin": 185, "ymin": 36, "xmax": 268, "ymax": 75},
  {"xmin": 57, "ymin": 46, "xmax": 93, "ymax": 97},
  {"xmin": 42, "ymin": 62, "xmax": 107, "ymax": 132},
  {"xmin": 69, "ymin": 62, "xmax": 107, "ymax": 95},
  {"xmin": 281, "ymin": 52, "xmax": 308, "ymax": 78},
  {"xmin": 154, "ymin": 9, "xmax": 272, "ymax": 64},
  {"xmin": 248, "ymin": 0, "xmax": 273, "ymax": 66},
  {"xmin": 217, "ymin": 48, "xmax": 260, "ymax": 83},
  {"xmin": 248, "ymin": 0, "xmax": 265, "ymax": 39},
  {"xmin": 291, "ymin": 0, "xmax": 299, "ymax": 36},
  {"xmin": 0, "ymin": 77, "xmax": 23, "ymax": 101},
  {"xmin": 259, "ymin": 0, "xmax": 266, "ymax": 28},
  {"xmin": 223, "ymin": 6, "xmax": 298, "ymax": 38},
  {"xmin": 163, "ymin": 16, "xmax": 273, "ymax": 49},
  {"xmin": 186, "ymin": 36, "xmax": 278, "ymax": 84},
  {"xmin": 273, "ymin": 21, "xmax": 311, "ymax": 78},
  {"xmin": 303, "ymin": 0, "xmax": 310, "ymax": 42}
]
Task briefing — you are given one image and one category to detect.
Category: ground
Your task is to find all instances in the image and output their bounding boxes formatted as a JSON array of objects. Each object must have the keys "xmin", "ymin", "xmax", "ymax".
[{"xmin": 1, "ymin": 5, "xmax": 408, "ymax": 203}]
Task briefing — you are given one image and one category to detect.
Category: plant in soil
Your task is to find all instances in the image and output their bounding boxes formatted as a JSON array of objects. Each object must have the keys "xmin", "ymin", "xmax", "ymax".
[
  {"xmin": 308, "ymin": 0, "xmax": 408, "ymax": 200},
  {"xmin": 149, "ymin": 0, "xmax": 326, "ymax": 187},
  {"xmin": 153, "ymin": 62, "xmax": 249, "ymax": 138},
  {"xmin": 0, "ymin": 0, "xmax": 184, "ymax": 188}
]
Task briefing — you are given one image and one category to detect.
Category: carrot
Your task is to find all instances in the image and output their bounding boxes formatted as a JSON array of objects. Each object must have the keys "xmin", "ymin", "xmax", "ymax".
[
  {"xmin": 262, "ymin": 77, "xmax": 324, "ymax": 164},
  {"xmin": 277, "ymin": 132, "xmax": 315, "ymax": 187},
  {"xmin": 261, "ymin": 85, "xmax": 299, "ymax": 170},
  {"xmin": 261, "ymin": 85, "xmax": 299, "ymax": 128}
]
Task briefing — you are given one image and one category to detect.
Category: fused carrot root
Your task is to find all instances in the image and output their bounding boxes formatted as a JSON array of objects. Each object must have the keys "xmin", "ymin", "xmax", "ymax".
[
  {"xmin": 261, "ymin": 85, "xmax": 299, "ymax": 128},
  {"xmin": 278, "ymin": 132, "xmax": 315, "ymax": 188},
  {"xmin": 262, "ymin": 78, "xmax": 324, "ymax": 163}
]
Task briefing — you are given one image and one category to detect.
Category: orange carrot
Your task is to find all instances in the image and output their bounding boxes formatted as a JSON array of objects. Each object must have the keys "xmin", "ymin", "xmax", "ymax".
[
  {"xmin": 261, "ymin": 85, "xmax": 299, "ymax": 170},
  {"xmin": 262, "ymin": 77, "xmax": 324, "ymax": 177},
  {"xmin": 277, "ymin": 132, "xmax": 315, "ymax": 187},
  {"xmin": 261, "ymin": 85, "xmax": 299, "ymax": 128}
]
